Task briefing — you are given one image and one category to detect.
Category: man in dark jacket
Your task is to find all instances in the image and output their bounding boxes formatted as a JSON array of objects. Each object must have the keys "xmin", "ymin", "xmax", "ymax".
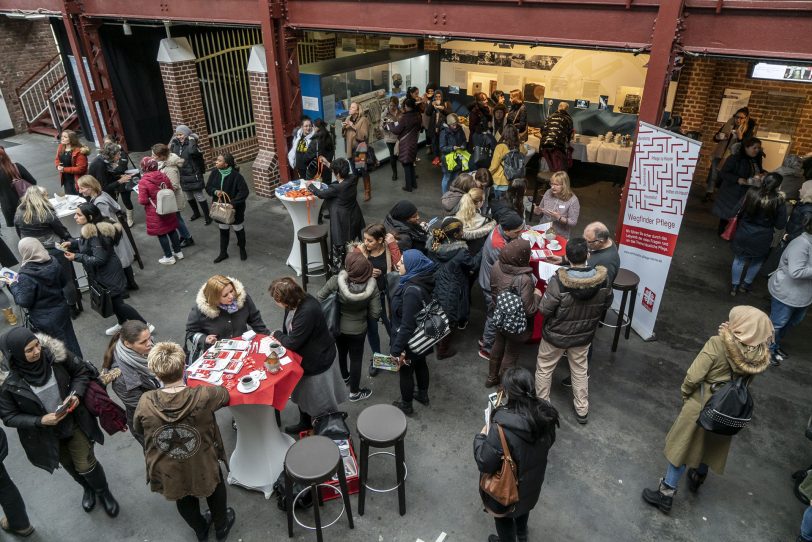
[
  {"xmin": 534, "ymin": 237, "xmax": 612, "ymax": 424},
  {"xmin": 384, "ymin": 200, "xmax": 429, "ymax": 254},
  {"xmin": 540, "ymin": 102, "xmax": 573, "ymax": 172}
]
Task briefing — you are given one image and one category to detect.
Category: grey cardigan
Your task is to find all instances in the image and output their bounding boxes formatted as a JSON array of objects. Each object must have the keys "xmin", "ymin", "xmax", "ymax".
[{"xmin": 768, "ymin": 233, "xmax": 812, "ymax": 308}]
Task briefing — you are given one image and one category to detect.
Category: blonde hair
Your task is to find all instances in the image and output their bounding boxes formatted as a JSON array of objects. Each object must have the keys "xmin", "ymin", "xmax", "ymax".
[
  {"xmin": 550, "ymin": 171, "xmax": 574, "ymax": 201},
  {"xmin": 203, "ymin": 275, "xmax": 234, "ymax": 309},
  {"xmin": 800, "ymin": 180, "xmax": 812, "ymax": 203},
  {"xmin": 77, "ymin": 175, "xmax": 102, "ymax": 196},
  {"xmin": 456, "ymin": 188, "xmax": 485, "ymax": 228},
  {"xmin": 147, "ymin": 342, "xmax": 185, "ymax": 382},
  {"xmin": 20, "ymin": 186, "xmax": 57, "ymax": 225}
]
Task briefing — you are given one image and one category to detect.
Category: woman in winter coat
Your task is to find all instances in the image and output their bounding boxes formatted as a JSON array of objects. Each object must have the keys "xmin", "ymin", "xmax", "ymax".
[
  {"xmin": 457, "ymin": 188, "xmax": 496, "ymax": 255},
  {"xmin": 491, "ymin": 90, "xmax": 508, "ymax": 138},
  {"xmin": 468, "ymin": 92, "xmax": 493, "ymax": 144},
  {"xmin": 288, "ymin": 117, "xmax": 316, "ymax": 180},
  {"xmin": 489, "ymin": 124, "xmax": 525, "ymax": 200},
  {"xmin": 77, "ymin": 175, "xmax": 139, "ymax": 291},
  {"xmin": 439, "ymin": 114, "xmax": 469, "ymax": 194},
  {"xmin": 713, "ymin": 137, "xmax": 765, "ymax": 235},
  {"xmin": 269, "ymin": 277, "xmax": 345, "ymax": 435},
  {"xmin": 390, "ymin": 249, "xmax": 437, "ymax": 415},
  {"xmin": 133, "ymin": 342, "xmax": 235, "ymax": 541},
  {"xmin": 88, "ymin": 142, "xmax": 135, "ymax": 227},
  {"xmin": 775, "ymin": 154, "xmax": 806, "ymax": 202},
  {"xmin": 54, "ymin": 130, "xmax": 88, "ymax": 196},
  {"xmin": 642, "ymin": 306, "xmax": 773, "ymax": 513},
  {"xmin": 342, "ymin": 102, "xmax": 372, "ymax": 201},
  {"xmin": 169, "ymin": 124, "xmax": 211, "ymax": 224},
  {"xmin": 427, "ymin": 91, "xmax": 452, "ymax": 159},
  {"xmin": 0, "ymin": 146, "xmax": 37, "ymax": 227},
  {"xmin": 354, "ymin": 224, "xmax": 401, "ymax": 375},
  {"xmin": 387, "ymin": 97, "xmax": 422, "ymax": 192},
  {"xmin": 64, "ymin": 202, "xmax": 148, "ymax": 336},
  {"xmin": 486, "ymin": 239, "xmax": 541, "ymax": 387},
  {"xmin": 474, "ymin": 367, "xmax": 559, "ymax": 542},
  {"xmin": 137, "ymin": 157, "xmax": 182, "ymax": 266},
  {"xmin": 533, "ymin": 171, "xmax": 581, "ymax": 239},
  {"xmin": 730, "ymin": 173, "xmax": 787, "ymax": 295},
  {"xmin": 152, "ymin": 143, "xmax": 193, "ymax": 247},
  {"xmin": 317, "ymin": 252, "xmax": 381, "ymax": 402},
  {"xmin": 185, "ymin": 274, "xmax": 269, "ymax": 355},
  {"xmin": 427, "ymin": 217, "xmax": 478, "ymax": 359},
  {"xmin": 101, "ymin": 320, "xmax": 157, "ymax": 446},
  {"xmin": 385, "ymin": 200, "xmax": 429, "ymax": 254},
  {"xmin": 308, "ymin": 158, "xmax": 365, "ymax": 273},
  {"xmin": 0, "ymin": 328, "xmax": 119, "ymax": 517},
  {"xmin": 441, "ymin": 173, "xmax": 476, "ymax": 215},
  {"xmin": 381, "ymin": 97, "xmax": 401, "ymax": 181},
  {"xmin": 14, "ymin": 186, "xmax": 82, "ymax": 315},
  {"xmin": 705, "ymin": 107, "xmax": 757, "ymax": 199},
  {"xmin": 505, "ymin": 90, "xmax": 528, "ymax": 142},
  {"xmin": 786, "ymin": 180, "xmax": 812, "ymax": 244},
  {"xmin": 8, "ymin": 238, "xmax": 82, "ymax": 358},
  {"xmin": 206, "ymin": 152, "xmax": 250, "ymax": 263}
]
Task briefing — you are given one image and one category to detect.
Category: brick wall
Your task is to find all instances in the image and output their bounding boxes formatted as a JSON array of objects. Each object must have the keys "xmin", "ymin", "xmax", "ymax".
[
  {"xmin": 0, "ymin": 19, "xmax": 60, "ymax": 135},
  {"xmin": 158, "ymin": 60, "xmax": 213, "ymax": 164},
  {"xmin": 248, "ymin": 70, "xmax": 280, "ymax": 198},
  {"xmin": 672, "ymin": 57, "xmax": 812, "ymax": 182}
]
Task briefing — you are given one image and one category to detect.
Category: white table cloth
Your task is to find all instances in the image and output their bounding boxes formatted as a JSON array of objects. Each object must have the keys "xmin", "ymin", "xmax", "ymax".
[{"xmin": 275, "ymin": 182, "xmax": 325, "ymax": 276}]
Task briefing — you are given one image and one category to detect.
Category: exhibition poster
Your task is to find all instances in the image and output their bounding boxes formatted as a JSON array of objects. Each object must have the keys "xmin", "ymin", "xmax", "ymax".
[{"xmin": 616, "ymin": 121, "xmax": 702, "ymax": 340}]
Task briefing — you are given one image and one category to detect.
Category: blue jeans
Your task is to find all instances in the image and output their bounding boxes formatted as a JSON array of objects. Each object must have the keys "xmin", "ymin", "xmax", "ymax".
[
  {"xmin": 731, "ymin": 256, "xmax": 765, "ymax": 287},
  {"xmin": 664, "ymin": 462, "xmax": 708, "ymax": 490},
  {"xmin": 801, "ymin": 505, "xmax": 812, "ymax": 541},
  {"xmin": 176, "ymin": 212, "xmax": 191, "ymax": 240},
  {"xmin": 441, "ymin": 171, "xmax": 454, "ymax": 194},
  {"xmin": 158, "ymin": 230, "xmax": 181, "ymax": 258},
  {"xmin": 366, "ymin": 291, "xmax": 391, "ymax": 354},
  {"xmin": 769, "ymin": 297, "xmax": 809, "ymax": 353}
]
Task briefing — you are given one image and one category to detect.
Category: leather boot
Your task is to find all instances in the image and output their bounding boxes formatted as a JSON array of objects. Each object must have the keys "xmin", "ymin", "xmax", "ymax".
[
  {"xmin": 641, "ymin": 478, "xmax": 676, "ymax": 513},
  {"xmin": 284, "ymin": 410, "xmax": 312, "ymax": 435},
  {"xmin": 63, "ymin": 462, "xmax": 95, "ymax": 512},
  {"xmin": 188, "ymin": 199, "xmax": 202, "ymax": 221},
  {"xmin": 363, "ymin": 174, "xmax": 371, "ymax": 202},
  {"xmin": 235, "ymin": 229, "xmax": 247, "ymax": 261},
  {"xmin": 435, "ymin": 334, "xmax": 456, "ymax": 360},
  {"xmin": 686, "ymin": 468, "xmax": 707, "ymax": 493},
  {"xmin": 1, "ymin": 308, "xmax": 17, "ymax": 326},
  {"xmin": 200, "ymin": 200, "xmax": 213, "ymax": 225},
  {"xmin": 125, "ymin": 209, "xmax": 134, "ymax": 227},
  {"xmin": 124, "ymin": 266, "xmax": 139, "ymax": 291},
  {"xmin": 82, "ymin": 463, "xmax": 119, "ymax": 518},
  {"xmin": 213, "ymin": 229, "xmax": 230, "ymax": 263},
  {"xmin": 485, "ymin": 357, "xmax": 500, "ymax": 388}
]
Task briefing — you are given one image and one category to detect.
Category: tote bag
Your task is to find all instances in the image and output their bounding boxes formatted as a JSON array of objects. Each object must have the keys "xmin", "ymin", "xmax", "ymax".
[
  {"xmin": 210, "ymin": 192, "xmax": 235, "ymax": 224},
  {"xmin": 89, "ymin": 280, "xmax": 115, "ymax": 318},
  {"xmin": 479, "ymin": 423, "xmax": 520, "ymax": 514}
]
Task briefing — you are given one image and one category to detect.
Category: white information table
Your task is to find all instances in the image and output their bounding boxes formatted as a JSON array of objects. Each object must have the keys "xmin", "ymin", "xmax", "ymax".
[{"xmin": 275, "ymin": 181, "xmax": 325, "ymax": 276}]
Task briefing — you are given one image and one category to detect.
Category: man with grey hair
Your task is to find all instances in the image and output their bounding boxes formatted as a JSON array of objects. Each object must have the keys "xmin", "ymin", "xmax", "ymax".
[{"xmin": 583, "ymin": 222, "xmax": 620, "ymax": 286}]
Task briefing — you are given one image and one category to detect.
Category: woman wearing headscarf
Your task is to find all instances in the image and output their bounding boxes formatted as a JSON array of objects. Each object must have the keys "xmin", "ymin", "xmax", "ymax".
[
  {"xmin": 8, "ymin": 238, "xmax": 82, "ymax": 358},
  {"xmin": 317, "ymin": 252, "xmax": 381, "ymax": 402},
  {"xmin": 137, "ymin": 156, "xmax": 182, "ymax": 266},
  {"xmin": 0, "ymin": 328, "xmax": 119, "ymax": 517},
  {"xmin": 206, "ymin": 152, "xmax": 250, "ymax": 263},
  {"xmin": 641, "ymin": 306, "xmax": 773, "ymax": 513},
  {"xmin": 390, "ymin": 249, "xmax": 437, "ymax": 415},
  {"xmin": 100, "ymin": 320, "xmax": 158, "ymax": 446},
  {"xmin": 384, "ymin": 200, "xmax": 429, "ymax": 254},
  {"xmin": 308, "ymin": 158, "xmax": 366, "ymax": 273}
]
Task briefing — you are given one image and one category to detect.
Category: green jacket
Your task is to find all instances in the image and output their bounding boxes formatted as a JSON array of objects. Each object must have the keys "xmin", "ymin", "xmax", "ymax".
[{"xmin": 317, "ymin": 271, "xmax": 381, "ymax": 336}]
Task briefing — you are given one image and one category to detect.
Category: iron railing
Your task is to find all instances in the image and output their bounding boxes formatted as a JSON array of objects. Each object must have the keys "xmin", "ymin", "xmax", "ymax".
[{"xmin": 17, "ymin": 57, "xmax": 67, "ymax": 124}]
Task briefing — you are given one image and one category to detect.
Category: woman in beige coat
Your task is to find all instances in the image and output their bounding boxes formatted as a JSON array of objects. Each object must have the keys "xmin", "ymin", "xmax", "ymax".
[
  {"xmin": 342, "ymin": 102, "xmax": 372, "ymax": 201},
  {"xmin": 642, "ymin": 305, "xmax": 772, "ymax": 513}
]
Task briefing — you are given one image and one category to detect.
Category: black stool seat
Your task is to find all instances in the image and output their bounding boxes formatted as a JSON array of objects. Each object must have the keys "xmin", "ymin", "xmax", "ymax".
[
  {"xmin": 297, "ymin": 224, "xmax": 328, "ymax": 243},
  {"xmin": 613, "ymin": 268, "xmax": 640, "ymax": 290},
  {"xmin": 285, "ymin": 435, "xmax": 340, "ymax": 482},
  {"xmin": 357, "ymin": 404, "xmax": 407, "ymax": 445}
]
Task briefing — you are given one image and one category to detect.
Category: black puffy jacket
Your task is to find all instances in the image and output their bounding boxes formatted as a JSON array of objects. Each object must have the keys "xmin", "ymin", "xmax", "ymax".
[
  {"xmin": 69, "ymin": 222, "xmax": 126, "ymax": 297},
  {"xmin": 169, "ymin": 136, "xmax": 206, "ymax": 192},
  {"xmin": 9, "ymin": 258, "xmax": 68, "ymax": 336},
  {"xmin": 428, "ymin": 239, "xmax": 478, "ymax": 325}
]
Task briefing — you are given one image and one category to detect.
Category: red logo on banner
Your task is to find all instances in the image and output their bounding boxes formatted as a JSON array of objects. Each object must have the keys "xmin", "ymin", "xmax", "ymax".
[
  {"xmin": 619, "ymin": 226, "xmax": 679, "ymax": 257},
  {"xmin": 642, "ymin": 287, "xmax": 656, "ymax": 312}
]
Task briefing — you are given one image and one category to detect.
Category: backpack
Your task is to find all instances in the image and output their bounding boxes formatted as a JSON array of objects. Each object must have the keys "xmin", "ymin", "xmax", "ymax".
[
  {"xmin": 696, "ymin": 367, "xmax": 753, "ymax": 436},
  {"xmin": 151, "ymin": 182, "xmax": 179, "ymax": 215},
  {"xmin": 501, "ymin": 149, "xmax": 526, "ymax": 181},
  {"xmin": 492, "ymin": 276, "xmax": 527, "ymax": 335}
]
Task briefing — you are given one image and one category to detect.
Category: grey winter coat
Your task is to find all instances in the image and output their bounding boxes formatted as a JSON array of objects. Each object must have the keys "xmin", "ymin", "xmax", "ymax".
[
  {"xmin": 317, "ymin": 271, "xmax": 381, "ymax": 336},
  {"xmin": 91, "ymin": 191, "xmax": 135, "ymax": 268},
  {"xmin": 768, "ymin": 232, "xmax": 812, "ymax": 308}
]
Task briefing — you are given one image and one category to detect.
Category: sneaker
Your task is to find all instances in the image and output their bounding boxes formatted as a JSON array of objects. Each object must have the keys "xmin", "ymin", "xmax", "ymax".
[
  {"xmin": 770, "ymin": 352, "xmax": 783, "ymax": 367},
  {"xmin": 105, "ymin": 323, "xmax": 122, "ymax": 336},
  {"xmin": 392, "ymin": 399, "xmax": 413, "ymax": 415},
  {"xmin": 478, "ymin": 349, "xmax": 491, "ymax": 361},
  {"xmin": 349, "ymin": 388, "xmax": 373, "ymax": 402},
  {"xmin": 343, "ymin": 375, "xmax": 350, "ymax": 385},
  {"xmin": 174, "ymin": 251, "xmax": 184, "ymax": 260},
  {"xmin": 179, "ymin": 237, "xmax": 194, "ymax": 248},
  {"xmin": 776, "ymin": 347, "xmax": 789, "ymax": 359},
  {"xmin": 478, "ymin": 338, "xmax": 485, "ymax": 349},
  {"xmin": 158, "ymin": 256, "xmax": 176, "ymax": 265}
]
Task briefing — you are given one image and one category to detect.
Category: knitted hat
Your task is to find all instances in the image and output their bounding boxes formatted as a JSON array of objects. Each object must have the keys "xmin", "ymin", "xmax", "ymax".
[{"xmin": 175, "ymin": 125, "xmax": 192, "ymax": 137}]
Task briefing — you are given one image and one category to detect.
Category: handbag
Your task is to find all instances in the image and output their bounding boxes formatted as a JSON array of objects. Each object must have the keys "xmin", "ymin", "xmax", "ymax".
[
  {"xmin": 406, "ymin": 297, "xmax": 450, "ymax": 356},
  {"xmin": 353, "ymin": 141, "xmax": 368, "ymax": 172},
  {"xmin": 210, "ymin": 192, "xmax": 236, "ymax": 224},
  {"xmin": 720, "ymin": 215, "xmax": 739, "ymax": 241},
  {"xmin": 11, "ymin": 164, "xmax": 33, "ymax": 198},
  {"xmin": 89, "ymin": 280, "xmax": 115, "ymax": 318},
  {"xmin": 365, "ymin": 145, "xmax": 379, "ymax": 171},
  {"xmin": 320, "ymin": 291, "xmax": 341, "ymax": 338},
  {"xmin": 479, "ymin": 423, "xmax": 520, "ymax": 513},
  {"xmin": 313, "ymin": 411, "xmax": 351, "ymax": 439}
]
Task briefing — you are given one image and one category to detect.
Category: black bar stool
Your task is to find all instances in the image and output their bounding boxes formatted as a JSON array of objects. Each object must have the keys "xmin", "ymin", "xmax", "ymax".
[
  {"xmin": 297, "ymin": 224, "xmax": 330, "ymax": 291},
  {"xmin": 609, "ymin": 268, "xmax": 640, "ymax": 352},
  {"xmin": 284, "ymin": 435, "xmax": 354, "ymax": 541},
  {"xmin": 357, "ymin": 404, "xmax": 408, "ymax": 517}
]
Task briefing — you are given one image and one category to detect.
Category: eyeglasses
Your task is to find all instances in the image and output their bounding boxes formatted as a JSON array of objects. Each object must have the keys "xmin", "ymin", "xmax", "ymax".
[
  {"xmin": 586, "ymin": 238, "xmax": 601, "ymax": 245},
  {"xmin": 735, "ymin": 116, "xmax": 746, "ymax": 120}
]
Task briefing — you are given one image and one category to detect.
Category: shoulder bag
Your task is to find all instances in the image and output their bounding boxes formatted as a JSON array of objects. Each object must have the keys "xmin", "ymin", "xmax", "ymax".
[
  {"xmin": 210, "ymin": 177, "xmax": 236, "ymax": 224},
  {"xmin": 320, "ymin": 291, "xmax": 341, "ymax": 338},
  {"xmin": 406, "ymin": 296, "xmax": 450, "ymax": 356},
  {"xmin": 11, "ymin": 164, "xmax": 33, "ymax": 198},
  {"xmin": 721, "ymin": 196, "xmax": 746, "ymax": 241},
  {"xmin": 479, "ymin": 422, "xmax": 520, "ymax": 514},
  {"xmin": 89, "ymin": 280, "xmax": 115, "ymax": 318}
]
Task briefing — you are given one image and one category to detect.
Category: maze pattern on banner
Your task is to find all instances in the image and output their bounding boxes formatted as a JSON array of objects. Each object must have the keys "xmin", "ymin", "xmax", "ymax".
[{"xmin": 627, "ymin": 125, "xmax": 698, "ymax": 216}]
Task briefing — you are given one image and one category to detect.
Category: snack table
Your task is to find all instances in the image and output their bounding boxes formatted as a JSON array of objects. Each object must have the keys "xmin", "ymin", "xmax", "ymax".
[
  {"xmin": 187, "ymin": 334, "xmax": 304, "ymax": 499},
  {"xmin": 275, "ymin": 181, "xmax": 325, "ymax": 276},
  {"xmin": 524, "ymin": 229, "xmax": 568, "ymax": 343}
]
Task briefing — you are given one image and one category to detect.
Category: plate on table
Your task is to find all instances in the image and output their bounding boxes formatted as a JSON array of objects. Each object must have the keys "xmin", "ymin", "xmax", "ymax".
[
  {"xmin": 236, "ymin": 378, "xmax": 260, "ymax": 394},
  {"xmin": 548, "ymin": 241, "xmax": 562, "ymax": 251}
]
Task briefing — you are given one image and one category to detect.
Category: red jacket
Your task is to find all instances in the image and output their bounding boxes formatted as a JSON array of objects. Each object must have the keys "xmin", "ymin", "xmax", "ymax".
[
  {"xmin": 54, "ymin": 144, "xmax": 89, "ymax": 186},
  {"xmin": 138, "ymin": 170, "xmax": 179, "ymax": 236}
]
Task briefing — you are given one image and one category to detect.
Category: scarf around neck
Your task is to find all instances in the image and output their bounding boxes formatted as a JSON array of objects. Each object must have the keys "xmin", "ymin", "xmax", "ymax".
[
  {"xmin": 219, "ymin": 167, "xmax": 233, "ymax": 179},
  {"xmin": 220, "ymin": 300, "xmax": 239, "ymax": 314},
  {"xmin": 114, "ymin": 340, "xmax": 159, "ymax": 388}
]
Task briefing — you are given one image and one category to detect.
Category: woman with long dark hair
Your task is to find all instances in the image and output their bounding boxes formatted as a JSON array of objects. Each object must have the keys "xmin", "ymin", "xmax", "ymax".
[
  {"xmin": 206, "ymin": 152, "xmax": 250, "ymax": 262},
  {"xmin": 380, "ymin": 97, "xmax": 401, "ymax": 182},
  {"xmin": 491, "ymin": 178, "xmax": 527, "ymax": 224},
  {"xmin": 474, "ymin": 367, "xmax": 559, "ymax": 542},
  {"xmin": 54, "ymin": 130, "xmax": 89, "ymax": 196},
  {"xmin": 713, "ymin": 137, "xmax": 764, "ymax": 236},
  {"xmin": 729, "ymin": 172, "xmax": 788, "ymax": 295},
  {"xmin": 0, "ymin": 146, "xmax": 37, "ymax": 227},
  {"xmin": 386, "ymin": 98, "xmax": 422, "ymax": 193}
]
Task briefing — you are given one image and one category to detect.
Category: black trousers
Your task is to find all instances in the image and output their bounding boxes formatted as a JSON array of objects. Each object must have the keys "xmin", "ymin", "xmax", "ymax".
[
  {"xmin": 336, "ymin": 333, "xmax": 366, "ymax": 393},
  {"xmin": 398, "ymin": 352, "xmax": 428, "ymax": 402},
  {"xmin": 112, "ymin": 294, "xmax": 145, "ymax": 325},
  {"xmin": 494, "ymin": 512, "xmax": 529, "ymax": 542},
  {"xmin": 0, "ymin": 463, "xmax": 30, "ymax": 531},
  {"xmin": 175, "ymin": 477, "xmax": 228, "ymax": 537},
  {"xmin": 117, "ymin": 187, "xmax": 134, "ymax": 211},
  {"xmin": 386, "ymin": 142, "xmax": 398, "ymax": 177},
  {"xmin": 402, "ymin": 162, "xmax": 416, "ymax": 191}
]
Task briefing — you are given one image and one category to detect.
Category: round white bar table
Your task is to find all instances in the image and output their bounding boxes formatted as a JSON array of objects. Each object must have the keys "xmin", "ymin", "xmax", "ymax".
[{"xmin": 275, "ymin": 181, "xmax": 324, "ymax": 276}]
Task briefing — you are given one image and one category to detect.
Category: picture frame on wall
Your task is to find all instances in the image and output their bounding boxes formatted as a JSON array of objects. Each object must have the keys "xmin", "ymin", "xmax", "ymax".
[{"xmin": 598, "ymin": 95, "xmax": 609, "ymax": 110}]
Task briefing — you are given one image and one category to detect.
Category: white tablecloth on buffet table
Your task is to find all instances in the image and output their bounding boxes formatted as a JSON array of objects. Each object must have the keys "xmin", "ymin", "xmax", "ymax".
[{"xmin": 570, "ymin": 135, "xmax": 633, "ymax": 167}]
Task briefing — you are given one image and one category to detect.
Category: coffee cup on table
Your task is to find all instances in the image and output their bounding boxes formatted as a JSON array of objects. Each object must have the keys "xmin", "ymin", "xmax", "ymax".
[{"xmin": 241, "ymin": 375, "xmax": 255, "ymax": 387}]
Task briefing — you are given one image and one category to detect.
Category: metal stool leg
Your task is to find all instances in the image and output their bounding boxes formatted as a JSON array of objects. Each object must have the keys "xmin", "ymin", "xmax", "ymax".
[
  {"xmin": 320, "ymin": 239, "xmax": 331, "ymax": 279},
  {"xmin": 395, "ymin": 438, "xmax": 406, "ymax": 516},
  {"xmin": 358, "ymin": 438, "xmax": 369, "ymax": 516},
  {"xmin": 625, "ymin": 286, "xmax": 637, "ymax": 340},
  {"xmin": 300, "ymin": 239, "xmax": 309, "ymax": 290},
  {"xmin": 285, "ymin": 471, "xmax": 294, "ymax": 537},
  {"xmin": 337, "ymin": 458, "xmax": 355, "ymax": 529},
  {"xmin": 612, "ymin": 290, "xmax": 629, "ymax": 352},
  {"xmin": 310, "ymin": 484, "xmax": 323, "ymax": 542}
]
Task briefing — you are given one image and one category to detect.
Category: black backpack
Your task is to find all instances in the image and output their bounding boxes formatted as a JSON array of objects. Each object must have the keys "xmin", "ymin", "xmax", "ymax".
[
  {"xmin": 696, "ymin": 368, "xmax": 753, "ymax": 436},
  {"xmin": 501, "ymin": 149, "xmax": 526, "ymax": 181}
]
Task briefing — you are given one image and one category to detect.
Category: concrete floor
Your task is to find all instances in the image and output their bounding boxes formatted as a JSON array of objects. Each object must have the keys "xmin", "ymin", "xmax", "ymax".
[{"xmin": 0, "ymin": 133, "xmax": 809, "ymax": 542}]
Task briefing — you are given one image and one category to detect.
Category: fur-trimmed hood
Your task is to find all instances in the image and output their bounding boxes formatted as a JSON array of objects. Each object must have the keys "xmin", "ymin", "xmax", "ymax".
[
  {"xmin": 461, "ymin": 215, "xmax": 496, "ymax": 240},
  {"xmin": 336, "ymin": 270, "xmax": 377, "ymax": 301},
  {"xmin": 80, "ymin": 220, "xmax": 121, "ymax": 241},
  {"xmin": 162, "ymin": 152, "xmax": 185, "ymax": 169},
  {"xmin": 428, "ymin": 238, "xmax": 469, "ymax": 262},
  {"xmin": 556, "ymin": 265, "xmax": 608, "ymax": 300},
  {"xmin": 195, "ymin": 276, "xmax": 247, "ymax": 319},
  {"xmin": 720, "ymin": 327, "xmax": 770, "ymax": 375},
  {"xmin": 0, "ymin": 333, "xmax": 68, "ymax": 384}
]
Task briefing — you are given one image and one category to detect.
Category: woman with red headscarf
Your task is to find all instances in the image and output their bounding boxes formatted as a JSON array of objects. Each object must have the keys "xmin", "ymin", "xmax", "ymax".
[{"xmin": 137, "ymin": 157, "xmax": 182, "ymax": 265}]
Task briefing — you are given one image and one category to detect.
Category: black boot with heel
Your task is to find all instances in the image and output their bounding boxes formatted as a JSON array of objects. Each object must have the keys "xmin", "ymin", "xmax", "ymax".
[
  {"xmin": 82, "ymin": 463, "xmax": 119, "ymax": 518},
  {"xmin": 213, "ymin": 229, "xmax": 230, "ymax": 263}
]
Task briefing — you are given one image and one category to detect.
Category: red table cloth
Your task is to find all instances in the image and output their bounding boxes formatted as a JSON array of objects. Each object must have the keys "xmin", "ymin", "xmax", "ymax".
[{"xmin": 528, "ymin": 234, "xmax": 568, "ymax": 343}]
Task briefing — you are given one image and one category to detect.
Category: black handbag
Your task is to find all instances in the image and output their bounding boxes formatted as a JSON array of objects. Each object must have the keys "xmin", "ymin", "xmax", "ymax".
[
  {"xmin": 313, "ymin": 411, "xmax": 351, "ymax": 440},
  {"xmin": 406, "ymin": 297, "xmax": 450, "ymax": 356},
  {"xmin": 320, "ymin": 291, "xmax": 341, "ymax": 338},
  {"xmin": 89, "ymin": 280, "xmax": 115, "ymax": 318},
  {"xmin": 696, "ymin": 369, "xmax": 753, "ymax": 436}
]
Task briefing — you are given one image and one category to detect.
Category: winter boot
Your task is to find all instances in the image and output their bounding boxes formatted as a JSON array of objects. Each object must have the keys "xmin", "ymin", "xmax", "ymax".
[
  {"xmin": 435, "ymin": 334, "xmax": 456, "ymax": 360},
  {"xmin": 188, "ymin": 199, "xmax": 202, "ymax": 221},
  {"xmin": 642, "ymin": 479, "xmax": 676, "ymax": 513},
  {"xmin": 63, "ymin": 462, "xmax": 95, "ymax": 512},
  {"xmin": 235, "ymin": 229, "xmax": 247, "ymax": 261},
  {"xmin": 125, "ymin": 209, "xmax": 134, "ymax": 227},
  {"xmin": 485, "ymin": 358, "xmax": 500, "ymax": 388},
  {"xmin": 200, "ymin": 200, "xmax": 213, "ymax": 225},
  {"xmin": 392, "ymin": 399, "xmax": 413, "ymax": 415},
  {"xmin": 284, "ymin": 410, "xmax": 312, "ymax": 435},
  {"xmin": 213, "ymin": 229, "xmax": 230, "ymax": 263},
  {"xmin": 413, "ymin": 389, "xmax": 430, "ymax": 406},
  {"xmin": 363, "ymin": 174, "xmax": 372, "ymax": 202},
  {"xmin": 82, "ymin": 463, "xmax": 119, "ymax": 518},
  {"xmin": 686, "ymin": 468, "xmax": 707, "ymax": 493}
]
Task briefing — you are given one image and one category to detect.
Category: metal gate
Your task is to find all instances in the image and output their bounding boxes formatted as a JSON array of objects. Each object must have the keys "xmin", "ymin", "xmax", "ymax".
[{"xmin": 188, "ymin": 28, "xmax": 261, "ymax": 151}]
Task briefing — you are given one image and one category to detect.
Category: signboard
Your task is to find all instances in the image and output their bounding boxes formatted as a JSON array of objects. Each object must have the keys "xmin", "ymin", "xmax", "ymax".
[
  {"xmin": 716, "ymin": 88, "xmax": 751, "ymax": 123},
  {"xmin": 616, "ymin": 121, "xmax": 702, "ymax": 340},
  {"xmin": 751, "ymin": 62, "xmax": 812, "ymax": 84}
]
